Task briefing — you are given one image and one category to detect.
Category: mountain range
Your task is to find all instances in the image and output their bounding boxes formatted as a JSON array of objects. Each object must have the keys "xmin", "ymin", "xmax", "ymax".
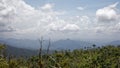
[
  {"xmin": 0, "ymin": 38, "xmax": 120, "ymax": 57},
  {"xmin": 106, "ymin": 40, "xmax": 120, "ymax": 46},
  {"xmin": 0, "ymin": 38, "xmax": 120, "ymax": 50},
  {"xmin": 0, "ymin": 38, "xmax": 94, "ymax": 50},
  {"xmin": 5, "ymin": 45, "xmax": 38, "ymax": 57}
]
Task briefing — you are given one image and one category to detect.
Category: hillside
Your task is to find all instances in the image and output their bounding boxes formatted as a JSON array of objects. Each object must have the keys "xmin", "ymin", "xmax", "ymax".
[
  {"xmin": 0, "ymin": 44, "xmax": 120, "ymax": 68},
  {"xmin": 0, "ymin": 42, "xmax": 51, "ymax": 57},
  {"xmin": 5, "ymin": 45, "xmax": 38, "ymax": 57}
]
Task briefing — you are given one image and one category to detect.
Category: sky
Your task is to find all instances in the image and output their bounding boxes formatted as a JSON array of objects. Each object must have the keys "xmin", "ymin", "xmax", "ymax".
[{"xmin": 0, "ymin": 0, "xmax": 120, "ymax": 42}]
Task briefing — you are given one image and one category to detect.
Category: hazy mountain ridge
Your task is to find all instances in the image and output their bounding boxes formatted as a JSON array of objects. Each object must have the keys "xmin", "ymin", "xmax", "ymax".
[
  {"xmin": 0, "ymin": 38, "xmax": 120, "ymax": 57},
  {"xmin": 106, "ymin": 40, "xmax": 120, "ymax": 45},
  {"xmin": 2, "ymin": 45, "xmax": 54, "ymax": 57},
  {"xmin": 4, "ymin": 45, "xmax": 38, "ymax": 57},
  {"xmin": 52, "ymin": 39, "xmax": 93, "ymax": 50},
  {"xmin": 0, "ymin": 38, "xmax": 94, "ymax": 50},
  {"xmin": 0, "ymin": 38, "xmax": 120, "ymax": 50}
]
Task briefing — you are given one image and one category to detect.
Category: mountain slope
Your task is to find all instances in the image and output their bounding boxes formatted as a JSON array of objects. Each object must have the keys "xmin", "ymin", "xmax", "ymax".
[{"xmin": 5, "ymin": 45, "xmax": 38, "ymax": 57}]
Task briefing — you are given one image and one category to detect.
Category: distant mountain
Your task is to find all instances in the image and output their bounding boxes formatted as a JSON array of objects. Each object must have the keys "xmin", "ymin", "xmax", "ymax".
[
  {"xmin": 107, "ymin": 40, "xmax": 120, "ymax": 46},
  {"xmin": 1, "ymin": 45, "xmax": 54, "ymax": 57},
  {"xmin": 0, "ymin": 38, "xmax": 49, "ymax": 50},
  {"xmin": 0, "ymin": 38, "xmax": 94, "ymax": 50},
  {"xmin": 4, "ymin": 45, "xmax": 38, "ymax": 57},
  {"xmin": 51, "ymin": 39, "xmax": 93, "ymax": 50}
]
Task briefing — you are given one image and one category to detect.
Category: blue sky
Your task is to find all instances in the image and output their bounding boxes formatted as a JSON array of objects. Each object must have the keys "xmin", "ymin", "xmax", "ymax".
[
  {"xmin": 25, "ymin": 0, "xmax": 119, "ymax": 8},
  {"xmin": 25, "ymin": 0, "xmax": 120, "ymax": 17},
  {"xmin": 0, "ymin": 0, "xmax": 120, "ymax": 42},
  {"xmin": 25, "ymin": 0, "xmax": 120, "ymax": 11}
]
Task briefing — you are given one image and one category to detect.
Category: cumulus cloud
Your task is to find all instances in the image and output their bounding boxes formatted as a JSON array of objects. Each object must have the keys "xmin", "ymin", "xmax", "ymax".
[
  {"xmin": 0, "ymin": 26, "xmax": 14, "ymax": 32},
  {"xmin": 0, "ymin": 0, "xmax": 36, "ymax": 33},
  {"xmin": 96, "ymin": 2, "xmax": 119, "ymax": 22},
  {"xmin": 41, "ymin": 3, "xmax": 54, "ymax": 11},
  {"xmin": 61, "ymin": 24, "xmax": 80, "ymax": 32},
  {"xmin": 77, "ymin": 7, "xmax": 84, "ymax": 11},
  {"xmin": 94, "ymin": 2, "xmax": 120, "ymax": 35},
  {"xmin": 0, "ymin": 0, "xmax": 82, "ymax": 39},
  {"xmin": 0, "ymin": 0, "xmax": 119, "ymax": 40},
  {"xmin": 45, "ymin": 20, "xmax": 80, "ymax": 32}
]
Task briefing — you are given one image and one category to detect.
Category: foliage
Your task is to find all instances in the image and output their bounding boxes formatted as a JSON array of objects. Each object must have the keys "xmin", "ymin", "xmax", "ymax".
[{"xmin": 0, "ymin": 43, "xmax": 120, "ymax": 68}]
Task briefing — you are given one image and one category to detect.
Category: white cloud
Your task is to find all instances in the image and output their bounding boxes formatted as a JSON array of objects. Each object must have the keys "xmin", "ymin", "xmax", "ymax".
[
  {"xmin": 0, "ymin": 26, "xmax": 15, "ymax": 32},
  {"xmin": 0, "ymin": 0, "xmax": 120, "ymax": 41},
  {"xmin": 46, "ymin": 20, "xmax": 80, "ymax": 32},
  {"xmin": 41, "ymin": 3, "xmax": 54, "ymax": 11},
  {"xmin": 94, "ymin": 2, "xmax": 120, "ymax": 35},
  {"xmin": 96, "ymin": 2, "xmax": 119, "ymax": 22},
  {"xmin": 0, "ymin": 0, "xmax": 37, "ymax": 32},
  {"xmin": 77, "ymin": 7, "xmax": 84, "ymax": 11},
  {"xmin": 0, "ymin": 0, "xmax": 80, "ymax": 39},
  {"xmin": 47, "ymin": 23, "xmax": 61, "ymax": 31},
  {"xmin": 61, "ymin": 24, "xmax": 80, "ymax": 31}
]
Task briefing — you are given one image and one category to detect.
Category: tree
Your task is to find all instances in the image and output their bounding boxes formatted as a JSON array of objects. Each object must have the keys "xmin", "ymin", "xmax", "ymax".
[
  {"xmin": 92, "ymin": 44, "xmax": 96, "ymax": 48},
  {"xmin": 0, "ymin": 44, "xmax": 6, "ymax": 58}
]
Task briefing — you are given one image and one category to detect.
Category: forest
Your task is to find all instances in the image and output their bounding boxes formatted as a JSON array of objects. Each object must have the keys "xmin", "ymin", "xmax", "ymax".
[{"xmin": 0, "ymin": 43, "xmax": 120, "ymax": 68}]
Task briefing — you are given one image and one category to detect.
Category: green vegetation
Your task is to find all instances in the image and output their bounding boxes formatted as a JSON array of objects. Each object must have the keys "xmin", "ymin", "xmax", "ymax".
[{"xmin": 0, "ymin": 43, "xmax": 120, "ymax": 68}]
